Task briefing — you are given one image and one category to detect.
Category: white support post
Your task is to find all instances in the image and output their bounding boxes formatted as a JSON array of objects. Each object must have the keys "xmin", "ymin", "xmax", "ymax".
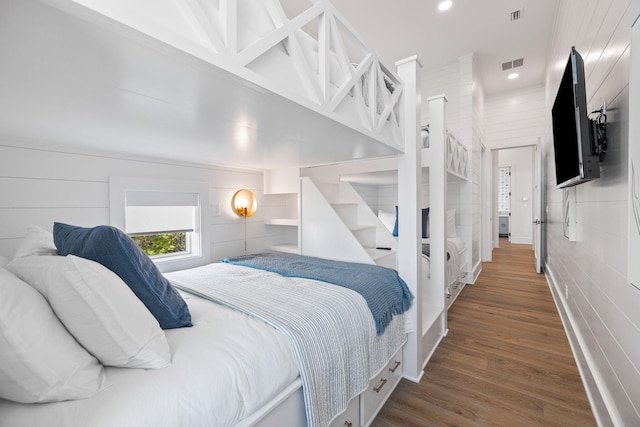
[
  {"xmin": 396, "ymin": 55, "xmax": 423, "ymax": 382},
  {"xmin": 428, "ymin": 95, "xmax": 448, "ymax": 333}
]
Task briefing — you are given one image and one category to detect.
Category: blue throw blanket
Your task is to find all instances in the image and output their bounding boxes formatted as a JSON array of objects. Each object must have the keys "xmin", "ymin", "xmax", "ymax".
[{"xmin": 222, "ymin": 253, "xmax": 412, "ymax": 334}]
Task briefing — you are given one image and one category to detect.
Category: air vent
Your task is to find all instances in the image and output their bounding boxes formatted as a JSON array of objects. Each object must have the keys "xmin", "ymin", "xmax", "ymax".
[
  {"xmin": 501, "ymin": 58, "xmax": 524, "ymax": 71},
  {"xmin": 510, "ymin": 9, "xmax": 523, "ymax": 21}
]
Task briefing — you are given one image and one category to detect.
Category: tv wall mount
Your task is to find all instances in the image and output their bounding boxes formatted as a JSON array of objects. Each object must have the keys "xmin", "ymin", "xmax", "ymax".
[{"xmin": 589, "ymin": 104, "xmax": 607, "ymax": 157}]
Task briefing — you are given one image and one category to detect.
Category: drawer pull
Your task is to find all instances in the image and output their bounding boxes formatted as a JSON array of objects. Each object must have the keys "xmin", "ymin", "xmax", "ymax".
[
  {"xmin": 389, "ymin": 361, "xmax": 401, "ymax": 373},
  {"xmin": 344, "ymin": 422, "xmax": 353, "ymax": 427},
  {"xmin": 373, "ymin": 378, "xmax": 387, "ymax": 393}
]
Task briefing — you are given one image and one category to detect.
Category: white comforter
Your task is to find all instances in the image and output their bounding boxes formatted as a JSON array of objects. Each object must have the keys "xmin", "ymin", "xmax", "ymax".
[
  {"xmin": 0, "ymin": 291, "xmax": 299, "ymax": 427},
  {"xmin": 167, "ymin": 263, "xmax": 407, "ymax": 427}
]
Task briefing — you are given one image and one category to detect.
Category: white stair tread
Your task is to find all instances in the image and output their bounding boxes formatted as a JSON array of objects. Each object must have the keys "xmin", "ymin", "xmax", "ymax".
[{"xmin": 366, "ymin": 247, "xmax": 396, "ymax": 260}]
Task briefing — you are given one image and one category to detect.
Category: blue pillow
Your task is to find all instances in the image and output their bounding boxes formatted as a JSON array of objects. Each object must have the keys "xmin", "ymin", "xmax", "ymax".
[
  {"xmin": 53, "ymin": 223, "xmax": 192, "ymax": 329},
  {"xmin": 392, "ymin": 207, "xmax": 430, "ymax": 238},
  {"xmin": 392, "ymin": 206, "xmax": 398, "ymax": 237}
]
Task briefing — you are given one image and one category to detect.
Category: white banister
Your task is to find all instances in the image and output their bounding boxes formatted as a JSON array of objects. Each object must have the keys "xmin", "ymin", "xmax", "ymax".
[
  {"xmin": 396, "ymin": 55, "xmax": 423, "ymax": 382},
  {"xmin": 428, "ymin": 95, "xmax": 448, "ymax": 332}
]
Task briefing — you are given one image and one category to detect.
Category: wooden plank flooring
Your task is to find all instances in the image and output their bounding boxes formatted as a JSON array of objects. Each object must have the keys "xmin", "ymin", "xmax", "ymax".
[{"xmin": 372, "ymin": 239, "xmax": 596, "ymax": 427}]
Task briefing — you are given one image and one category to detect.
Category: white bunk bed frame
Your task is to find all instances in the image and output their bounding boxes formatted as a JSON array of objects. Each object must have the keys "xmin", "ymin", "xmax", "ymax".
[{"xmin": 0, "ymin": 0, "xmax": 467, "ymax": 425}]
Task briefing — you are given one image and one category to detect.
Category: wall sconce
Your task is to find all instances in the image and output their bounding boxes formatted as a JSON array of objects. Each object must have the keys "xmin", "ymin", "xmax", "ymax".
[
  {"xmin": 231, "ymin": 189, "xmax": 257, "ymax": 251},
  {"xmin": 231, "ymin": 189, "xmax": 257, "ymax": 218}
]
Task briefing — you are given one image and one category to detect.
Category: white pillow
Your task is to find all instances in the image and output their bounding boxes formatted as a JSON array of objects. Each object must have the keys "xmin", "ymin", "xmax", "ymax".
[
  {"xmin": 0, "ymin": 256, "xmax": 7, "ymax": 268},
  {"xmin": 378, "ymin": 209, "xmax": 396, "ymax": 233},
  {"xmin": 447, "ymin": 209, "xmax": 458, "ymax": 237},
  {"xmin": 12, "ymin": 224, "xmax": 57, "ymax": 259},
  {"xmin": 7, "ymin": 255, "xmax": 172, "ymax": 369},
  {"xmin": 0, "ymin": 267, "xmax": 107, "ymax": 403}
]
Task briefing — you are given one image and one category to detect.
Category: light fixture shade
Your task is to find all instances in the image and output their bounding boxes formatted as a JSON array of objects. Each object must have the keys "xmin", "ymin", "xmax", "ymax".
[
  {"xmin": 438, "ymin": 0, "xmax": 453, "ymax": 11},
  {"xmin": 231, "ymin": 189, "xmax": 257, "ymax": 218}
]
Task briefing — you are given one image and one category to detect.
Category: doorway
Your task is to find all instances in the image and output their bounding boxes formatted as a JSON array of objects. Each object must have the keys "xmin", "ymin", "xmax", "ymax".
[{"xmin": 482, "ymin": 144, "xmax": 544, "ymax": 273}]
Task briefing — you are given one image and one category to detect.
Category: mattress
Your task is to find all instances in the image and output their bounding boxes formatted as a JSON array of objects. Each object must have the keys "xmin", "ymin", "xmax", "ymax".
[{"xmin": 0, "ymin": 291, "xmax": 299, "ymax": 427}]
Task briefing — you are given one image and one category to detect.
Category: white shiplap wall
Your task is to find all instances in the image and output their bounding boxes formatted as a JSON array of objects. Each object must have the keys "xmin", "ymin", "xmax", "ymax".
[
  {"xmin": 0, "ymin": 139, "xmax": 286, "ymax": 263},
  {"xmin": 421, "ymin": 62, "xmax": 460, "ymax": 134},
  {"xmin": 543, "ymin": 1, "xmax": 640, "ymax": 425},
  {"xmin": 485, "ymin": 85, "xmax": 546, "ymax": 150}
]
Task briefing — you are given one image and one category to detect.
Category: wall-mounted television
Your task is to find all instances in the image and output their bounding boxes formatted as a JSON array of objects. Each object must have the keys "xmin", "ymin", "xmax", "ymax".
[{"xmin": 551, "ymin": 47, "xmax": 601, "ymax": 188}]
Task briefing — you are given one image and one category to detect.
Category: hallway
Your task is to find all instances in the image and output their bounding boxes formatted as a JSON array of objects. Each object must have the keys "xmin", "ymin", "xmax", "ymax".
[{"xmin": 372, "ymin": 240, "xmax": 596, "ymax": 426}]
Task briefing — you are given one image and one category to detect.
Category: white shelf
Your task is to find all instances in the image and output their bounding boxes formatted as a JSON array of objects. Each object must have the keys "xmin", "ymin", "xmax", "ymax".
[
  {"xmin": 264, "ymin": 218, "xmax": 298, "ymax": 226},
  {"xmin": 266, "ymin": 243, "xmax": 299, "ymax": 254}
]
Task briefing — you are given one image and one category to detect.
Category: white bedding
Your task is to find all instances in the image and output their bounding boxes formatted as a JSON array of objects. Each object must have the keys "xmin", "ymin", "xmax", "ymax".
[
  {"xmin": 0, "ymin": 291, "xmax": 299, "ymax": 427},
  {"xmin": 166, "ymin": 262, "xmax": 407, "ymax": 427},
  {"xmin": 421, "ymin": 237, "xmax": 466, "ymax": 286}
]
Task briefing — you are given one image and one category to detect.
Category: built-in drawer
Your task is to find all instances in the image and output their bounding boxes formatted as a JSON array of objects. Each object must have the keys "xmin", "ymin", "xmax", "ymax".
[
  {"xmin": 360, "ymin": 347, "xmax": 403, "ymax": 426},
  {"xmin": 329, "ymin": 395, "xmax": 359, "ymax": 427}
]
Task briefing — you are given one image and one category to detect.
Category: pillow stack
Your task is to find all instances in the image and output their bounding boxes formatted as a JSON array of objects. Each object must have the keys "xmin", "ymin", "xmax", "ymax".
[{"xmin": 0, "ymin": 223, "xmax": 188, "ymax": 404}]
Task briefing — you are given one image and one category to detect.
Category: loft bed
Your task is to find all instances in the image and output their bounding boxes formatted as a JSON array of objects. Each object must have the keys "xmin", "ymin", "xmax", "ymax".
[
  {"xmin": 0, "ymin": 1, "xmax": 430, "ymax": 427},
  {"xmin": 293, "ymin": 94, "xmax": 470, "ymax": 380}
]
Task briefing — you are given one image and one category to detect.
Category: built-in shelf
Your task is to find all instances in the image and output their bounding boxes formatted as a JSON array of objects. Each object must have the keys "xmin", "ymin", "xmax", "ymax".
[
  {"xmin": 264, "ymin": 218, "xmax": 298, "ymax": 226},
  {"xmin": 266, "ymin": 243, "xmax": 299, "ymax": 254}
]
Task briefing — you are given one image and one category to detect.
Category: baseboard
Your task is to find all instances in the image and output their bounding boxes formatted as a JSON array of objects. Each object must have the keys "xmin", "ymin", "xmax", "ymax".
[
  {"xmin": 468, "ymin": 260, "xmax": 481, "ymax": 284},
  {"xmin": 509, "ymin": 236, "xmax": 532, "ymax": 245},
  {"xmin": 545, "ymin": 266, "xmax": 616, "ymax": 427}
]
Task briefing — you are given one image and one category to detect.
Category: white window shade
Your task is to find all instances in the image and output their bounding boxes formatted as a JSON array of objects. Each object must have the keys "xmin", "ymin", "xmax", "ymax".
[
  {"xmin": 126, "ymin": 191, "xmax": 199, "ymax": 207},
  {"xmin": 125, "ymin": 206, "xmax": 196, "ymax": 235},
  {"xmin": 124, "ymin": 190, "xmax": 200, "ymax": 235}
]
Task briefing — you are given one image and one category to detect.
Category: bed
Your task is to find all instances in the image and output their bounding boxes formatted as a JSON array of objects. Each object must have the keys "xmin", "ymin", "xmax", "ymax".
[
  {"xmin": 379, "ymin": 207, "xmax": 467, "ymax": 308},
  {"xmin": 0, "ymin": 225, "xmax": 409, "ymax": 427}
]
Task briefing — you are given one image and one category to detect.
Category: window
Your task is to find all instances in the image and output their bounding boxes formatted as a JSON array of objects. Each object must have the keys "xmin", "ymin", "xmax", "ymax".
[
  {"xmin": 110, "ymin": 177, "xmax": 210, "ymax": 272},
  {"xmin": 498, "ymin": 166, "xmax": 511, "ymax": 215}
]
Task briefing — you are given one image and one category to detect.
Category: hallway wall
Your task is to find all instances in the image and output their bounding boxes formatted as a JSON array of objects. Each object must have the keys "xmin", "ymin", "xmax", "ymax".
[{"xmin": 543, "ymin": 1, "xmax": 640, "ymax": 425}]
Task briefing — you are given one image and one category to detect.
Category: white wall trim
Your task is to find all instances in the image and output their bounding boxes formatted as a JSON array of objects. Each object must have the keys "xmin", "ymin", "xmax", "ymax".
[{"xmin": 545, "ymin": 266, "xmax": 617, "ymax": 427}]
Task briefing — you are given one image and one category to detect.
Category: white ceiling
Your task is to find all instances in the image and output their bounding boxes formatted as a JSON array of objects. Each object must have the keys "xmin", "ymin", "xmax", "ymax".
[{"xmin": 318, "ymin": 0, "xmax": 559, "ymax": 95}]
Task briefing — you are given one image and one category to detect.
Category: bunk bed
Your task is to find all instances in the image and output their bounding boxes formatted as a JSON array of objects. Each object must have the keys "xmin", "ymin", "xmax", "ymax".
[{"xmin": 0, "ymin": 1, "xmax": 426, "ymax": 427}]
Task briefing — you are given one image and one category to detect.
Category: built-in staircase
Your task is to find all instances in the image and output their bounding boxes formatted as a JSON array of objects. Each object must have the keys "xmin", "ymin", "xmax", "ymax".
[{"xmin": 299, "ymin": 177, "xmax": 397, "ymax": 269}]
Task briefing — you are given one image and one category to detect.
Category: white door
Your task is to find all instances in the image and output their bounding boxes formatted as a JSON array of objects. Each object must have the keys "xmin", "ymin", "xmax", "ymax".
[{"xmin": 533, "ymin": 142, "xmax": 545, "ymax": 273}]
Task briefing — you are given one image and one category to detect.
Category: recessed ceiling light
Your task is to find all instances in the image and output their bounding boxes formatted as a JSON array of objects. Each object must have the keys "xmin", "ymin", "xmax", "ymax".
[
  {"xmin": 508, "ymin": 73, "xmax": 519, "ymax": 80},
  {"xmin": 438, "ymin": 1, "xmax": 453, "ymax": 12}
]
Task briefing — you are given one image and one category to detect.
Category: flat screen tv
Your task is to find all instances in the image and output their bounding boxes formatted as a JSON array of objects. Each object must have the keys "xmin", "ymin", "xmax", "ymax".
[{"xmin": 552, "ymin": 47, "xmax": 600, "ymax": 188}]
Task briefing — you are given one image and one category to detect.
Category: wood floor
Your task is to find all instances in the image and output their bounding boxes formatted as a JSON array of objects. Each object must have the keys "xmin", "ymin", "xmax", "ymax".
[{"xmin": 372, "ymin": 239, "xmax": 596, "ymax": 427}]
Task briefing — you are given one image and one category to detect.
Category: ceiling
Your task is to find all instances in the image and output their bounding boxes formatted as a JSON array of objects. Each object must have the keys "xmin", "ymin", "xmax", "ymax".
[{"xmin": 314, "ymin": 0, "xmax": 559, "ymax": 95}]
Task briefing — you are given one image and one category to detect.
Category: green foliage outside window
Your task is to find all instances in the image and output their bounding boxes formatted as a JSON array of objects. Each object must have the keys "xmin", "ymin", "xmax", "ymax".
[{"xmin": 131, "ymin": 232, "xmax": 187, "ymax": 256}]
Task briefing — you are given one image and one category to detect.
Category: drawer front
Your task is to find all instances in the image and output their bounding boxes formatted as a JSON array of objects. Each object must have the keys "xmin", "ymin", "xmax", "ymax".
[
  {"xmin": 329, "ymin": 395, "xmax": 359, "ymax": 427},
  {"xmin": 360, "ymin": 348, "xmax": 403, "ymax": 426}
]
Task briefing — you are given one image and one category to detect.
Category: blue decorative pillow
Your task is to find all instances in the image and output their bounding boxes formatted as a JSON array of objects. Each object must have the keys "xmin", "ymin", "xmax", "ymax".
[
  {"xmin": 392, "ymin": 206, "xmax": 398, "ymax": 237},
  {"xmin": 392, "ymin": 207, "xmax": 430, "ymax": 238},
  {"xmin": 53, "ymin": 223, "xmax": 192, "ymax": 329},
  {"xmin": 422, "ymin": 207, "xmax": 430, "ymax": 238}
]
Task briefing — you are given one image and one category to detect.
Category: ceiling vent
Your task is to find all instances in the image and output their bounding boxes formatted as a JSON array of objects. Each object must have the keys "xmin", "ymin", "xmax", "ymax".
[
  {"xmin": 502, "ymin": 58, "xmax": 525, "ymax": 71},
  {"xmin": 510, "ymin": 8, "xmax": 523, "ymax": 22}
]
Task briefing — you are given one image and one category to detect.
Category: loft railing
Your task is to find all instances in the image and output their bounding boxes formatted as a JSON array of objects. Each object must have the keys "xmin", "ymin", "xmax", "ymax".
[{"xmin": 72, "ymin": 0, "xmax": 404, "ymax": 148}]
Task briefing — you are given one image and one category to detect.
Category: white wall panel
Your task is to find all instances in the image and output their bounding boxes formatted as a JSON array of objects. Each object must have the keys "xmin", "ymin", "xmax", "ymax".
[
  {"xmin": 0, "ymin": 140, "xmax": 278, "ymax": 261},
  {"xmin": 543, "ymin": 0, "xmax": 640, "ymax": 425}
]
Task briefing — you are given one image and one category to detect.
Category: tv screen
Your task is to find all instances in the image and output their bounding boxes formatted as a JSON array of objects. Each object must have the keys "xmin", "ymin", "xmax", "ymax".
[{"xmin": 551, "ymin": 47, "xmax": 599, "ymax": 188}]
